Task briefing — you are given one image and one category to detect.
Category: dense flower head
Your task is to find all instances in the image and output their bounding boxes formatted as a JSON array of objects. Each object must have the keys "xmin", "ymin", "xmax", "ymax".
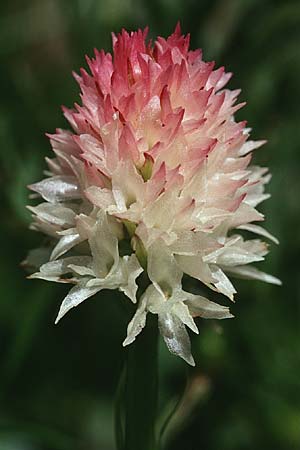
[{"xmin": 27, "ymin": 24, "xmax": 280, "ymax": 365}]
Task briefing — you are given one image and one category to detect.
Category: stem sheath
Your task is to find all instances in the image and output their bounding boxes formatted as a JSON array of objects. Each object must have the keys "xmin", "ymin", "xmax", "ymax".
[{"xmin": 123, "ymin": 314, "xmax": 158, "ymax": 450}]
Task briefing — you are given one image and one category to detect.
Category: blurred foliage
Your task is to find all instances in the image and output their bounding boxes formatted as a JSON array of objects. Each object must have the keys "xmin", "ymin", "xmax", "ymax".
[{"xmin": 0, "ymin": 0, "xmax": 300, "ymax": 449}]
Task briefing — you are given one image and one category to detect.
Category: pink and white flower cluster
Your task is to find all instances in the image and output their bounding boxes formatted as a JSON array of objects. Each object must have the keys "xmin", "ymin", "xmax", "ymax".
[{"xmin": 28, "ymin": 25, "xmax": 280, "ymax": 365}]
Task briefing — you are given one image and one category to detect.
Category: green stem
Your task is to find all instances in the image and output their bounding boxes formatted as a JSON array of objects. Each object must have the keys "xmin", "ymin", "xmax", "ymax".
[{"xmin": 123, "ymin": 314, "xmax": 159, "ymax": 450}]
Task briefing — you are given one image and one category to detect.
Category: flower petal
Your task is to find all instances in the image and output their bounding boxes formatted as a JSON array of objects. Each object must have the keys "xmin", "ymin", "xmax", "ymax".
[
  {"xmin": 147, "ymin": 239, "xmax": 182, "ymax": 294},
  {"xmin": 88, "ymin": 211, "xmax": 119, "ymax": 278},
  {"xmin": 176, "ymin": 254, "xmax": 214, "ymax": 284},
  {"xmin": 225, "ymin": 265, "xmax": 282, "ymax": 285},
  {"xmin": 171, "ymin": 301, "xmax": 199, "ymax": 334},
  {"xmin": 50, "ymin": 230, "xmax": 83, "ymax": 261},
  {"xmin": 237, "ymin": 223, "xmax": 279, "ymax": 244},
  {"xmin": 211, "ymin": 265, "xmax": 236, "ymax": 301},
  {"xmin": 158, "ymin": 312, "xmax": 195, "ymax": 366},
  {"xmin": 123, "ymin": 296, "xmax": 148, "ymax": 346},
  {"xmin": 30, "ymin": 256, "xmax": 92, "ymax": 282},
  {"xmin": 29, "ymin": 176, "xmax": 81, "ymax": 203},
  {"xmin": 186, "ymin": 294, "xmax": 233, "ymax": 319},
  {"xmin": 119, "ymin": 255, "xmax": 143, "ymax": 303},
  {"xmin": 27, "ymin": 203, "xmax": 76, "ymax": 228},
  {"xmin": 55, "ymin": 280, "xmax": 103, "ymax": 323}
]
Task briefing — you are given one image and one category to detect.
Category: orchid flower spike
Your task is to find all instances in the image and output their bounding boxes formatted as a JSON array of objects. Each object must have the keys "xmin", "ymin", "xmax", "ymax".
[{"xmin": 27, "ymin": 24, "xmax": 280, "ymax": 365}]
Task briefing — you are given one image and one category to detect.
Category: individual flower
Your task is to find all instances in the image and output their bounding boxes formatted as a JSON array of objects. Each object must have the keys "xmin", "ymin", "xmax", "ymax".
[{"xmin": 27, "ymin": 24, "xmax": 280, "ymax": 365}]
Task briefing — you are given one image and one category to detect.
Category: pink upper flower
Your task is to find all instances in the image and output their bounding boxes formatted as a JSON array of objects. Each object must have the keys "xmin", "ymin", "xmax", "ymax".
[{"xmin": 28, "ymin": 25, "xmax": 280, "ymax": 365}]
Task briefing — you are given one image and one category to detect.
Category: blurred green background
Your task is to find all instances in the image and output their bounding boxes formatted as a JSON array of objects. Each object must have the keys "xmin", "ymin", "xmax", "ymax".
[{"xmin": 0, "ymin": 0, "xmax": 299, "ymax": 449}]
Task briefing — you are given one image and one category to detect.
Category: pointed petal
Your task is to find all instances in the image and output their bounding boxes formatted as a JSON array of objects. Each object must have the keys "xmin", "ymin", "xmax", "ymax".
[
  {"xmin": 186, "ymin": 294, "xmax": 233, "ymax": 319},
  {"xmin": 237, "ymin": 223, "xmax": 279, "ymax": 244},
  {"xmin": 67, "ymin": 264, "xmax": 95, "ymax": 277},
  {"xmin": 172, "ymin": 301, "xmax": 199, "ymax": 334},
  {"xmin": 119, "ymin": 255, "xmax": 143, "ymax": 303},
  {"xmin": 158, "ymin": 312, "xmax": 195, "ymax": 366},
  {"xmin": 30, "ymin": 256, "xmax": 92, "ymax": 282},
  {"xmin": 176, "ymin": 254, "xmax": 214, "ymax": 284},
  {"xmin": 238, "ymin": 140, "xmax": 266, "ymax": 156},
  {"xmin": 147, "ymin": 239, "xmax": 182, "ymax": 294},
  {"xmin": 89, "ymin": 211, "xmax": 119, "ymax": 278},
  {"xmin": 123, "ymin": 296, "xmax": 148, "ymax": 346},
  {"xmin": 211, "ymin": 265, "xmax": 236, "ymax": 301},
  {"xmin": 29, "ymin": 176, "xmax": 80, "ymax": 203},
  {"xmin": 27, "ymin": 203, "xmax": 76, "ymax": 227},
  {"xmin": 50, "ymin": 231, "xmax": 83, "ymax": 261},
  {"xmin": 204, "ymin": 243, "xmax": 264, "ymax": 266},
  {"xmin": 55, "ymin": 280, "xmax": 102, "ymax": 323},
  {"xmin": 225, "ymin": 265, "xmax": 282, "ymax": 285}
]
